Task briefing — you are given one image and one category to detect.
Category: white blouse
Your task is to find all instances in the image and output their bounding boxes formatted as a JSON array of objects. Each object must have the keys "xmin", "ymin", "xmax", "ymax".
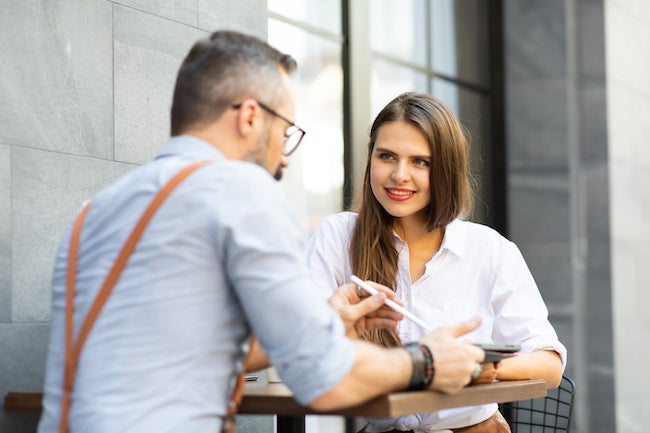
[{"xmin": 306, "ymin": 212, "xmax": 567, "ymax": 433}]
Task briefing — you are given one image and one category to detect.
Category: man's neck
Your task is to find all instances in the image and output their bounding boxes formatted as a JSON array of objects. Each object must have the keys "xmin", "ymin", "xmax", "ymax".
[{"xmin": 184, "ymin": 125, "xmax": 244, "ymax": 161}]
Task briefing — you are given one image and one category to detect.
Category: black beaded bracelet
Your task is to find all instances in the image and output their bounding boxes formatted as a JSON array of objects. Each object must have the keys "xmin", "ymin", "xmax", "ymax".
[
  {"xmin": 403, "ymin": 342, "xmax": 435, "ymax": 390},
  {"xmin": 420, "ymin": 343, "xmax": 435, "ymax": 386}
]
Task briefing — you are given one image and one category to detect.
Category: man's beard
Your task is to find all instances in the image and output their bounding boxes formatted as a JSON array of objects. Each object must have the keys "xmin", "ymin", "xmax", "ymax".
[{"xmin": 246, "ymin": 125, "xmax": 283, "ymax": 181}]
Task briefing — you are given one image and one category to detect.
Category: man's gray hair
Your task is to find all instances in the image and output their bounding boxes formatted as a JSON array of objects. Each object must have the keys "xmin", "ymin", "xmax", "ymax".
[{"xmin": 171, "ymin": 30, "xmax": 297, "ymax": 136}]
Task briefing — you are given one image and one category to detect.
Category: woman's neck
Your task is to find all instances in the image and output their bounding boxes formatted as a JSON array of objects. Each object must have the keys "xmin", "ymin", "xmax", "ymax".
[
  {"xmin": 393, "ymin": 214, "xmax": 431, "ymax": 242},
  {"xmin": 393, "ymin": 216, "xmax": 445, "ymax": 283}
]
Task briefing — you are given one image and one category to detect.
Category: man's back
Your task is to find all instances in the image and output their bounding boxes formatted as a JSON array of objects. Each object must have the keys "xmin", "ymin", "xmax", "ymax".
[{"xmin": 38, "ymin": 136, "xmax": 303, "ymax": 432}]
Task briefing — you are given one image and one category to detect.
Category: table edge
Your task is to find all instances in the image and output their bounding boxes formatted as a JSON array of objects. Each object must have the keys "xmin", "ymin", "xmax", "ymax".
[{"xmin": 239, "ymin": 379, "xmax": 548, "ymax": 417}]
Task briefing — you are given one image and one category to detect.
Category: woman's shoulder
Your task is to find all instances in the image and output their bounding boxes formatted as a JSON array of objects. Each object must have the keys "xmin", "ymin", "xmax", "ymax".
[
  {"xmin": 308, "ymin": 212, "xmax": 357, "ymax": 255},
  {"xmin": 317, "ymin": 211, "xmax": 358, "ymax": 234},
  {"xmin": 452, "ymin": 218, "xmax": 501, "ymax": 236},
  {"xmin": 446, "ymin": 220, "xmax": 525, "ymax": 273},
  {"xmin": 450, "ymin": 219, "xmax": 515, "ymax": 250}
]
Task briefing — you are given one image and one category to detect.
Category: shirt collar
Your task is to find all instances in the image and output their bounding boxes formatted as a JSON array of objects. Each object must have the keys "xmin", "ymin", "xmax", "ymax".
[
  {"xmin": 392, "ymin": 218, "xmax": 466, "ymax": 258},
  {"xmin": 155, "ymin": 135, "xmax": 227, "ymax": 162},
  {"xmin": 439, "ymin": 219, "xmax": 466, "ymax": 257}
]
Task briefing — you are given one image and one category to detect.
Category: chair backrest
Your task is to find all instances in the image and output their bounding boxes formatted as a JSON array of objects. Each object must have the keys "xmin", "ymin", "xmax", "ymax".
[{"xmin": 499, "ymin": 375, "xmax": 576, "ymax": 433}]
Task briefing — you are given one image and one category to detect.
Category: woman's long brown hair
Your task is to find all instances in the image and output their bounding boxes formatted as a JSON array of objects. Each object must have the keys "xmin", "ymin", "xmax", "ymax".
[{"xmin": 350, "ymin": 92, "xmax": 474, "ymax": 347}]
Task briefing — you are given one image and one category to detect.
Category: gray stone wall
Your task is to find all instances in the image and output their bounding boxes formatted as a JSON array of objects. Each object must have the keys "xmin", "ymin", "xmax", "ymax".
[
  {"xmin": 503, "ymin": 1, "xmax": 614, "ymax": 432},
  {"xmin": 0, "ymin": 1, "xmax": 269, "ymax": 432},
  {"xmin": 606, "ymin": 1, "xmax": 650, "ymax": 432}
]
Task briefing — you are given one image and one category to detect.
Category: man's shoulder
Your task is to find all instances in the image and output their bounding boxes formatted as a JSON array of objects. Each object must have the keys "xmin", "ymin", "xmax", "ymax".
[
  {"xmin": 193, "ymin": 158, "xmax": 272, "ymax": 183},
  {"xmin": 160, "ymin": 158, "xmax": 279, "ymax": 201}
]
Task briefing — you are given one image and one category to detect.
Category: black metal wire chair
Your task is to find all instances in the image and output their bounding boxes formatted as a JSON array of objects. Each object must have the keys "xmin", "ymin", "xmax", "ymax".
[{"xmin": 499, "ymin": 376, "xmax": 576, "ymax": 433}]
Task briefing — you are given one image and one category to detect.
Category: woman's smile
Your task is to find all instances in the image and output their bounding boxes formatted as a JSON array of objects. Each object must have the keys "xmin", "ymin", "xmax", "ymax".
[{"xmin": 385, "ymin": 187, "xmax": 416, "ymax": 201}]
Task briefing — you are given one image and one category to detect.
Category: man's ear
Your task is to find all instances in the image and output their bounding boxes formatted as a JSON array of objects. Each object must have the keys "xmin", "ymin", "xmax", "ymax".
[{"xmin": 233, "ymin": 99, "xmax": 259, "ymax": 138}]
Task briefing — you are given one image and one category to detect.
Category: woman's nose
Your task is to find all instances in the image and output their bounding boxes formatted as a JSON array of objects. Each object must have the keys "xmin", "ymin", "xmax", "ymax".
[{"xmin": 390, "ymin": 162, "xmax": 409, "ymax": 182}]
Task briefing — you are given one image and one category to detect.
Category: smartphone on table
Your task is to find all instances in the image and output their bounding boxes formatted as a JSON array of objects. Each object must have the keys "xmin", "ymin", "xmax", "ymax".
[{"xmin": 474, "ymin": 343, "xmax": 521, "ymax": 364}]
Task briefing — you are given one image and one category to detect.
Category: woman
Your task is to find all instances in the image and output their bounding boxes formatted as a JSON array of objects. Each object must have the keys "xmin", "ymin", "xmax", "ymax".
[{"xmin": 306, "ymin": 92, "xmax": 566, "ymax": 433}]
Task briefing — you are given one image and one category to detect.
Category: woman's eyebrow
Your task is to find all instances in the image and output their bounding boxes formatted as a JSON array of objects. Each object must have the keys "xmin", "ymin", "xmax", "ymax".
[{"xmin": 373, "ymin": 147, "xmax": 395, "ymax": 154}]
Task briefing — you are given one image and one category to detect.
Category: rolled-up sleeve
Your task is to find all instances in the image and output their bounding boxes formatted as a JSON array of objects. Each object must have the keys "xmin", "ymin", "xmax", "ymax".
[
  {"xmin": 491, "ymin": 241, "xmax": 568, "ymax": 370},
  {"xmin": 213, "ymin": 165, "xmax": 355, "ymax": 404}
]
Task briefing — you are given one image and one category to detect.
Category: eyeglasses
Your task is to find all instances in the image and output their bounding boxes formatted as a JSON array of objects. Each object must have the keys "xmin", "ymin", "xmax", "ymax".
[{"xmin": 231, "ymin": 101, "xmax": 306, "ymax": 156}]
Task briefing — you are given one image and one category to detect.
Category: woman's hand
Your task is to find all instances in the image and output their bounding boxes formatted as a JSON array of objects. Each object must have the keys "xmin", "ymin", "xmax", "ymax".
[
  {"xmin": 328, "ymin": 281, "xmax": 404, "ymax": 338},
  {"xmin": 470, "ymin": 362, "xmax": 499, "ymax": 385},
  {"xmin": 247, "ymin": 280, "xmax": 403, "ymax": 371}
]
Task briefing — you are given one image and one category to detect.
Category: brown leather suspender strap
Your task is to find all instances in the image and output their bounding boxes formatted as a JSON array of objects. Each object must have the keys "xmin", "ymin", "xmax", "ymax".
[
  {"xmin": 59, "ymin": 160, "xmax": 252, "ymax": 433},
  {"xmin": 223, "ymin": 335, "xmax": 257, "ymax": 433}
]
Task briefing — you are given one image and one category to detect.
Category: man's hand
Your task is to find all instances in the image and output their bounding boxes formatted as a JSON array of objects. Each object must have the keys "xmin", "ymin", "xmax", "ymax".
[
  {"xmin": 418, "ymin": 316, "xmax": 485, "ymax": 394},
  {"xmin": 329, "ymin": 282, "xmax": 403, "ymax": 338}
]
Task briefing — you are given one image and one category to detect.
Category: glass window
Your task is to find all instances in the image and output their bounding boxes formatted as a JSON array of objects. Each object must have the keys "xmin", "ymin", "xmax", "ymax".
[
  {"xmin": 370, "ymin": 0, "xmax": 428, "ymax": 67},
  {"xmin": 430, "ymin": 0, "xmax": 458, "ymax": 79},
  {"xmin": 268, "ymin": 8, "xmax": 344, "ymax": 233},
  {"xmin": 371, "ymin": 58, "xmax": 428, "ymax": 117},
  {"xmin": 431, "ymin": 0, "xmax": 490, "ymax": 87}
]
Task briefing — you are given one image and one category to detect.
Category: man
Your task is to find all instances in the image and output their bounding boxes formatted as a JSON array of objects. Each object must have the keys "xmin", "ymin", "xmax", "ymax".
[{"xmin": 38, "ymin": 30, "xmax": 484, "ymax": 433}]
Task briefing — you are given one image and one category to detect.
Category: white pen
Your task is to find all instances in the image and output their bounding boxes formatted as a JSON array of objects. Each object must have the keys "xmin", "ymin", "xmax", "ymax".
[{"xmin": 351, "ymin": 275, "xmax": 432, "ymax": 332}]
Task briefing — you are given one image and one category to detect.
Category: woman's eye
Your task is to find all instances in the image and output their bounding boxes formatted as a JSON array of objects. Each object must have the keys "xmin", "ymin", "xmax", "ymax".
[
  {"xmin": 378, "ymin": 153, "xmax": 394, "ymax": 160},
  {"xmin": 414, "ymin": 158, "xmax": 430, "ymax": 167}
]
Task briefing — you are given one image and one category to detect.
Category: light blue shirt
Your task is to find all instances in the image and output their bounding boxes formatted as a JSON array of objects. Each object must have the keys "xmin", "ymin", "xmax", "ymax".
[{"xmin": 38, "ymin": 136, "xmax": 354, "ymax": 433}]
